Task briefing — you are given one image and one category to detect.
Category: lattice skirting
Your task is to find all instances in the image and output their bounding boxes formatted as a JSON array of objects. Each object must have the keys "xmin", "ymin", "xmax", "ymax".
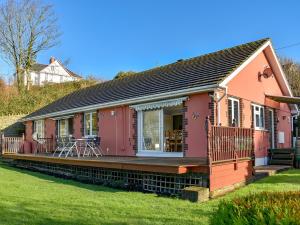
[{"xmin": 8, "ymin": 159, "xmax": 208, "ymax": 195}]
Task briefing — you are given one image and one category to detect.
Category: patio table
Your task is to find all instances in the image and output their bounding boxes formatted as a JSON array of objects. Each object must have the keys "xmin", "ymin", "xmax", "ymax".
[{"xmin": 61, "ymin": 137, "xmax": 102, "ymax": 158}]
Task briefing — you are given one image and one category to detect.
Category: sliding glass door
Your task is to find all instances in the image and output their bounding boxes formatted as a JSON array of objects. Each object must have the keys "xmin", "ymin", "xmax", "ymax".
[
  {"xmin": 137, "ymin": 105, "xmax": 183, "ymax": 156},
  {"xmin": 139, "ymin": 109, "xmax": 163, "ymax": 151}
]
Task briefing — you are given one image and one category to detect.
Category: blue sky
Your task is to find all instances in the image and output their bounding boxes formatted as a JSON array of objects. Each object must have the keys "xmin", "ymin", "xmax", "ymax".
[{"xmin": 1, "ymin": 0, "xmax": 300, "ymax": 80}]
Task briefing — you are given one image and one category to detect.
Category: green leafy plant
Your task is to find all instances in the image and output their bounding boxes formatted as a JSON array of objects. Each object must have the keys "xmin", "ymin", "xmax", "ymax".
[{"xmin": 211, "ymin": 191, "xmax": 300, "ymax": 225}]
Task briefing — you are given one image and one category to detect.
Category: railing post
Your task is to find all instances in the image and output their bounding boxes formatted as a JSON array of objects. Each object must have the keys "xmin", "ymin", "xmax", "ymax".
[
  {"xmin": 206, "ymin": 116, "xmax": 212, "ymax": 175},
  {"xmin": 251, "ymin": 122, "xmax": 255, "ymax": 173},
  {"xmin": 1, "ymin": 133, "xmax": 4, "ymax": 155},
  {"xmin": 21, "ymin": 133, "xmax": 25, "ymax": 154},
  {"xmin": 51, "ymin": 134, "xmax": 55, "ymax": 151}
]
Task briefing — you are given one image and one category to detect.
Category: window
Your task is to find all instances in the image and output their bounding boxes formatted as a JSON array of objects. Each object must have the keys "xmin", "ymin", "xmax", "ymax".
[
  {"xmin": 228, "ymin": 97, "xmax": 240, "ymax": 127},
  {"xmin": 58, "ymin": 119, "xmax": 69, "ymax": 137},
  {"xmin": 34, "ymin": 120, "xmax": 44, "ymax": 138},
  {"xmin": 252, "ymin": 104, "xmax": 264, "ymax": 129},
  {"xmin": 84, "ymin": 112, "xmax": 98, "ymax": 136},
  {"xmin": 34, "ymin": 75, "xmax": 39, "ymax": 85}
]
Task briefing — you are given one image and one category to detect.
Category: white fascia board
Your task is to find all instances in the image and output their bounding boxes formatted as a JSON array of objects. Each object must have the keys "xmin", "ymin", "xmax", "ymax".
[
  {"xmin": 268, "ymin": 42, "xmax": 293, "ymax": 97},
  {"xmin": 219, "ymin": 40, "xmax": 271, "ymax": 87},
  {"xmin": 268, "ymin": 42, "xmax": 298, "ymax": 113},
  {"xmin": 20, "ymin": 84, "xmax": 218, "ymax": 122}
]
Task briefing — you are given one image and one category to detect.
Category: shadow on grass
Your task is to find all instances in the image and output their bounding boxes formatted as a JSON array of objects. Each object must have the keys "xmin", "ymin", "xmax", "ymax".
[
  {"xmin": 0, "ymin": 160, "xmax": 122, "ymax": 194},
  {"xmin": 255, "ymin": 169, "xmax": 300, "ymax": 185},
  {"xmin": 0, "ymin": 204, "xmax": 133, "ymax": 225}
]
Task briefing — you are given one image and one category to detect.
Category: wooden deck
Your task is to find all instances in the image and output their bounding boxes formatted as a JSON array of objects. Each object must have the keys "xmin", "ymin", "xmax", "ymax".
[{"xmin": 2, "ymin": 154, "xmax": 209, "ymax": 174}]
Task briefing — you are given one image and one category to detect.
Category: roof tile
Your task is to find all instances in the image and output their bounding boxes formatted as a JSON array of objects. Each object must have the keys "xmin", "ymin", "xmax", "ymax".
[{"xmin": 25, "ymin": 38, "xmax": 269, "ymax": 119}]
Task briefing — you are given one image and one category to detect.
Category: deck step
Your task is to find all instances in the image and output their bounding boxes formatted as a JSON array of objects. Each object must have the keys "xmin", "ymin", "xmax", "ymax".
[
  {"xmin": 271, "ymin": 154, "xmax": 294, "ymax": 159},
  {"xmin": 269, "ymin": 159, "xmax": 294, "ymax": 166},
  {"xmin": 269, "ymin": 148, "xmax": 295, "ymax": 154}
]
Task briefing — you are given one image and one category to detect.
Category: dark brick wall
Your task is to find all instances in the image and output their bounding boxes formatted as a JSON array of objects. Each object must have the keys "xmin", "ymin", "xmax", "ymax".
[
  {"xmin": 183, "ymin": 101, "xmax": 188, "ymax": 156},
  {"xmin": 208, "ymin": 92, "xmax": 215, "ymax": 125},
  {"xmin": 132, "ymin": 110, "xmax": 137, "ymax": 152}
]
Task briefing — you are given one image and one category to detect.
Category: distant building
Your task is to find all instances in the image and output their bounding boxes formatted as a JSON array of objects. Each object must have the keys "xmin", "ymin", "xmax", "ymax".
[{"xmin": 24, "ymin": 57, "xmax": 82, "ymax": 86}]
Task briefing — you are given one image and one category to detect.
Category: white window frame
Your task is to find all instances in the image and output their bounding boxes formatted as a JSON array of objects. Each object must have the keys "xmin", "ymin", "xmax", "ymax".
[
  {"xmin": 252, "ymin": 104, "xmax": 265, "ymax": 130},
  {"xmin": 228, "ymin": 97, "xmax": 240, "ymax": 127},
  {"xmin": 84, "ymin": 111, "xmax": 97, "ymax": 137},
  {"xmin": 34, "ymin": 120, "xmax": 44, "ymax": 138}
]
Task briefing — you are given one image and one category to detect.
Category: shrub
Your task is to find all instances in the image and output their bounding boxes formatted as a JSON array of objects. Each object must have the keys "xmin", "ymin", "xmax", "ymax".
[{"xmin": 211, "ymin": 191, "xmax": 300, "ymax": 225}]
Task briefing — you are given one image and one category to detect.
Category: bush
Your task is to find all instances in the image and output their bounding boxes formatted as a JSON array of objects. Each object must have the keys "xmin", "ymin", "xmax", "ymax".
[{"xmin": 211, "ymin": 191, "xmax": 300, "ymax": 225}]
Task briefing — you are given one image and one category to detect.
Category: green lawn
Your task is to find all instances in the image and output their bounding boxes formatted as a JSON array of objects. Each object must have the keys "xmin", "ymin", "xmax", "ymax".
[{"xmin": 0, "ymin": 162, "xmax": 299, "ymax": 225}]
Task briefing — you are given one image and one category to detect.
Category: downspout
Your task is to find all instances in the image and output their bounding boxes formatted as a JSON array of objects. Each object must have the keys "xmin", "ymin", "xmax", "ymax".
[{"xmin": 211, "ymin": 86, "xmax": 227, "ymax": 126}]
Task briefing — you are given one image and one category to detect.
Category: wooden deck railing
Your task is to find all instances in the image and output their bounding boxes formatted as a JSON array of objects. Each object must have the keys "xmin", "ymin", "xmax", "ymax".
[
  {"xmin": 33, "ymin": 136, "xmax": 55, "ymax": 154},
  {"xmin": 206, "ymin": 117, "xmax": 254, "ymax": 164},
  {"xmin": 1, "ymin": 134, "xmax": 24, "ymax": 154}
]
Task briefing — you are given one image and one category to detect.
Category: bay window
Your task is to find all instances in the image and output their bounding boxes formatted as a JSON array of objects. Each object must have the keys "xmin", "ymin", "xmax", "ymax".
[{"xmin": 84, "ymin": 111, "xmax": 98, "ymax": 136}]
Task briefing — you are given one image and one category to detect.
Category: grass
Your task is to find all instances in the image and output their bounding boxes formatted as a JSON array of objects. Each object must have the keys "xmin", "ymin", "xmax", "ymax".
[{"xmin": 0, "ymin": 162, "xmax": 299, "ymax": 225}]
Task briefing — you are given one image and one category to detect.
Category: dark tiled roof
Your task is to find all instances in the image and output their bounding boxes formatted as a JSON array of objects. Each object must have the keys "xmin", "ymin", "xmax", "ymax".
[
  {"xmin": 64, "ymin": 67, "xmax": 82, "ymax": 79},
  {"xmin": 31, "ymin": 63, "xmax": 48, "ymax": 72},
  {"xmin": 25, "ymin": 38, "xmax": 269, "ymax": 119}
]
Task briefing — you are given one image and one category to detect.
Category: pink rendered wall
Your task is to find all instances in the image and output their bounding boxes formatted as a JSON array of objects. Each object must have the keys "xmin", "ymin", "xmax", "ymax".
[
  {"xmin": 99, "ymin": 106, "xmax": 135, "ymax": 156},
  {"xmin": 184, "ymin": 93, "xmax": 211, "ymax": 157},
  {"xmin": 218, "ymin": 50, "xmax": 292, "ymax": 158},
  {"xmin": 23, "ymin": 93, "xmax": 211, "ymax": 158}
]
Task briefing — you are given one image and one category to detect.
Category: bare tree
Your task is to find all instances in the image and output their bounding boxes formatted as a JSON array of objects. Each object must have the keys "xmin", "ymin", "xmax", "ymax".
[
  {"xmin": 281, "ymin": 57, "xmax": 300, "ymax": 97},
  {"xmin": 0, "ymin": 0, "xmax": 61, "ymax": 91}
]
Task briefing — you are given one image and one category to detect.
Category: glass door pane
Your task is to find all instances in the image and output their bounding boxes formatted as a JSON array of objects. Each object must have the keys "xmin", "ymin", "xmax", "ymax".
[
  {"xmin": 85, "ymin": 113, "xmax": 91, "ymax": 136},
  {"xmin": 92, "ymin": 112, "xmax": 98, "ymax": 136},
  {"xmin": 142, "ymin": 110, "xmax": 161, "ymax": 151},
  {"xmin": 59, "ymin": 119, "xmax": 69, "ymax": 137}
]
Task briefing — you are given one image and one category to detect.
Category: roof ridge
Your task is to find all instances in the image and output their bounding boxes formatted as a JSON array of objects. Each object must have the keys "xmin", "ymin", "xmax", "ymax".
[
  {"xmin": 87, "ymin": 38, "xmax": 270, "ymax": 87},
  {"xmin": 115, "ymin": 38, "xmax": 270, "ymax": 81}
]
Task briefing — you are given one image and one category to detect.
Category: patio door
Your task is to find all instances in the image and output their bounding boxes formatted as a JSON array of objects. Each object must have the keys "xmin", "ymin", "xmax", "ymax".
[
  {"xmin": 138, "ymin": 109, "xmax": 163, "ymax": 152},
  {"xmin": 268, "ymin": 109, "xmax": 275, "ymax": 149}
]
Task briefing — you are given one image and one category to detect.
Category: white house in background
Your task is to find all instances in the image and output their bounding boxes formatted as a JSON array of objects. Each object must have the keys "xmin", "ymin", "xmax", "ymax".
[{"xmin": 24, "ymin": 57, "xmax": 82, "ymax": 86}]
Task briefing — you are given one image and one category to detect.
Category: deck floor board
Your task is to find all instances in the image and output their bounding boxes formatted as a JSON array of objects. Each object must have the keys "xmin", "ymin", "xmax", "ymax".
[{"xmin": 2, "ymin": 154, "xmax": 209, "ymax": 174}]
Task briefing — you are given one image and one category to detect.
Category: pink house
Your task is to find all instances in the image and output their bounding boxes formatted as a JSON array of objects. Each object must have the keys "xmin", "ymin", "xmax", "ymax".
[{"xmin": 2, "ymin": 38, "xmax": 297, "ymax": 196}]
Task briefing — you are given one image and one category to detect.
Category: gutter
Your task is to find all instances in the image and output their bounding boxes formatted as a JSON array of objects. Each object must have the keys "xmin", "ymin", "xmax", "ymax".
[{"xmin": 20, "ymin": 84, "xmax": 219, "ymax": 122}]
